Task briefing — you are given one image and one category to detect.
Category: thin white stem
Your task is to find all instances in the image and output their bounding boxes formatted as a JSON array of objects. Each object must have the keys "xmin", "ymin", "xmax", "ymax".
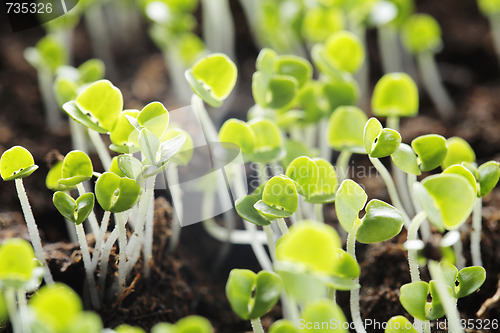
[
  {"xmin": 352, "ymin": 25, "xmax": 369, "ymax": 110},
  {"xmin": 263, "ymin": 224, "xmax": 276, "ymax": 262},
  {"xmin": 75, "ymin": 223, "xmax": 100, "ymax": 308},
  {"xmin": 88, "ymin": 130, "xmax": 112, "ymax": 171},
  {"xmin": 304, "ymin": 124, "xmax": 316, "ymax": 149},
  {"xmin": 76, "ymin": 183, "xmax": 100, "ymax": 235},
  {"xmin": 15, "ymin": 289, "xmax": 27, "ymax": 332},
  {"xmin": 201, "ymin": 0, "xmax": 235, "ymax": 59},
  {"xmin": 167, "ymin": 165, "xmax": 182, "ymax": 253},
  {"xmin": 277, "ymin": 218, "xmax": 289, "ymax": 235},
  {"xmin": 192, "ymin": 94, "xmax": 219, "ymax": 143},
  {"xmin": 163, "ymin": 50, "xmax": 192, "ymax": 104},
  {"xmin": 408, "ymin": 211, "xmax": 427, "ymax": 283},
  {"xmin": 244, "ymin": 221, "xmax": 273, "ymax": 271},
  {"xmin": 336, "ymin": 150, "xmax": 352, "ymax": 183},
  {"xmin": 347, "ymin": 220, "xmax": 366, "ymax": 333},
  {"xmin": 65, "ymin": 218, "xmax": 78, "ymax": 243},
  {"xmin": 471, "ymin": 198, "xmax": 483, "ymax": 266},
  {"xmin": 428, "ymin": 261, "xmax": 465, "ymax": 333},
  {"xmin": 69, "ymin": 119, "xmax": 89, "ymax": 153},
  {"xmin": 320, "ymin": 117, "xmax": 332, "ymax": 162},
  {"xmin": 5, "ymin": 288, "xmax": 22, "ymax": 333},
  {"xmin": 143, "ymin": 194, "xmax": 154, "ymax": 277},
  {"xmin": 92, "ymin": 210, "xmax": 111, "ymax": 270},
  {"xmin": 38, "ymin": 69, "xmax": 62, "ymax": 132},
  {"xmin": 203, "ymin": 218, "xmax": 267, "ymax": 244},
  {"xmin": 98, "ymin": 227, "xmax": 119, "ymax": 299},
  {"xmin": 116, "ymin": 213, "xmax": 128, "ymax": 295},
  {"xmin": 315, "ymin": 204, "xmax": 324, "ymax": 222},
  {"xmin": 250, "ymin": 317, "xmax": 265, "ymax": 333},
  {"xmin": 408, "ymin": 174, "xmax": 432, "ymax": 242},
  {"xmin": 417, "ymin": 52, "xmax": 455, "ymax": 121},
  {"xmin": 453, "ymin": 234, "xmax": 466, "ymax": 270},
  {"xmin": 369, "ymin": 156, "xmax": 411, "ymax": 229},
  {"xmin": 15, "ymin": 178, "xmax": 53, "ymax": 284},
  {"xmin": 378, "ymin": 25, "xmax": 402, "ymax": 73}
]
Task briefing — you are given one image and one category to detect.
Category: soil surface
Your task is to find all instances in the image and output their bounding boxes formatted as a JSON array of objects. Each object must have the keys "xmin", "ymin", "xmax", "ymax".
[{"xmin": 1, "ymin": 0, "xmax": 500, "ymax": 332}]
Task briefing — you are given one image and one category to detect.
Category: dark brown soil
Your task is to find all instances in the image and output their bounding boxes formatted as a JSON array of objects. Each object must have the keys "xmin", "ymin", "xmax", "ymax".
[{"xmin": 1, "ymin": 0, "xmax": 500, "ymax": 332}]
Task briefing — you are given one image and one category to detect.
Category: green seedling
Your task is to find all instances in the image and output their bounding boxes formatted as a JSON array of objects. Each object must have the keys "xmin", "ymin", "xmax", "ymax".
[
  {"xmin": 300, "ymin": 299, "xmax": 348, "ymax": 333},
  {"xmin": 236, "ymin": 185, "xmax": 272, "ymax": 227},
  {"xmin": 336, "ymin": 179, "xmax": 404, "ymax": 333},
  {"xmin": 411, "ymin": 134, "xmax": 448, "ymax": 172},
  {"xmin": 226, "ymin": 269, "xmax": 282, "ymax": 333},
  {"xmin": 95, "ymin": 172, "xmax": 141, "ymax": 213},
  {"xmin": 254, "ymin": 175, "xmax": 298, "ymax": 219},
  {"xmin": 327, "ymin": 106, "xmax": 368, "ymax": 182},
  {"xmin": 275, "ymin": 221, "xmax": 359, "ymax": 303},
  {"xmin": 115, "ymin": 325, "xmax": 146, "ymax": 333},
  {"xmin": 29, "ymin": 283, "xmax": 83, "ymax": 333},
  {"xmin": 401, "ymin": 14, "xmax": 454, "ymax": 120},
  {"xmin": 185, "ymin": 53, "xmax": 237, "ymax": 107},
  {"xmin": 46, "ymin": 160, "xmax": 76, "ymax": 192},
  {"xmin": 441, "ymin": 137, "xmax": 476, "ymax": 170},
  {"xmin": 372, "ymin": 73, "xmax": 419, "ymax": 119},
  {"xmin": 152, "ymin": 315, "xmax": 214, "ymax": 333},
  {"xmin": 0, "ymin": 146, "xmax": 53, "ymax": 284},
  {"xmin": 363, "ymin": 118, "xmax": 401, "ymax": 159},
  {"xmin": 384, "ymin": 315, "xmax": 417, "ymax": 333},
  {"xmin": 66, "ymin": 311, "xmax": 104, "ymax": 333},
  {"xmin": 302, "ymin": 5, "xmax": 345, "ymax": 44},
  {"xmin": 59, "ymin": 150, "xmax": 93, "ymax": 186},
  {"xmin": 24, "ymin": 35, "xmax": 68, "ymax": 131},
  {"xmin": 322, "ymin": 76, "xmax": 360, "ymax": 113},
  {"xmin": 478, "ymin": 0, "xmax": 500, "ymax": 65}
]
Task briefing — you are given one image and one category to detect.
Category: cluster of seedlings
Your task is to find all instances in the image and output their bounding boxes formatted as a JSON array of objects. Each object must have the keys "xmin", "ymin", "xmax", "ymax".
[{"xmin": 2, "ymin": 0, "xmax": 500, "ymax": 332}]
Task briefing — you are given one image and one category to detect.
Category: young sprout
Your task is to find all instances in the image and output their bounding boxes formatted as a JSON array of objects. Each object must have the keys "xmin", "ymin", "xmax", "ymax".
[
  {"xmin": 327, "ymin": 106, "xmax": 368, "ymax": 182},
  {"xmin": 269, "ymin": 319, "xmax": 299, "ymax": 333},
  {"xmin": 401, "ymin": 14, "xmax": 455, "ymax": 120},
  {"xmin": 0, "ymin": 239, "xmax": 43, "ymax": 333},
  {"xmin": 200, "ymin": 0, "xmax": 235, "ymax": 59},
  {"xmin": 24, "ymin": 35, "xmax": 68, "ymax": 131},
  {"xmin": 336, "ymin": 179, "xmax": 405, "ymax": 333},
  {"xmin": 384, "ymin": 315, "xmax": 417, "ymax": 333},
  {"xmin": 226, "ymin": 269, "xmax": 282, "ymax": 333},
  {"xmin": 63, "ymin": 79, "xmax": 124, "ymax": 170},
  {"xmin": 301, "ymin": 5, "xmax": 345, "ymax": 45},
  {"xmin": 29, "ymin": 283, "xmax": 83, "ymax": 333},
  {"xmin": 478, "ymin": 0, "xmax": 500, "ymax": 64},
  {"xmin": 441, "ymin": 137, "xmax": 476, "ymax": 170},
  {"xmin": 0, "ymin": 146, "xmax": 53, "ymax": 284},
  {"xmin": 300, "ymin": 299, "xmax": 349, "ymax": 333},
  {"xmin": 152, "ymin": 315, "xmax": 214, "ymax": 333}
]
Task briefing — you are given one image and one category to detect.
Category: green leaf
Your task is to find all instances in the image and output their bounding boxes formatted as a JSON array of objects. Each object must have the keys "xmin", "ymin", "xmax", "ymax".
[
  {"xmin": 297, "ymin": 81, "xmax": 328, "ymax": 124},
  {"xmin": 53, "ymin": 77, "xmax": 78, "ymax": 107},
  {"xmin": 163, "ymin": 129, "xmax": 194, "ymax": 166},
  {"xmin": 175, "ymin": 316, "xmax": 213, "ymax": 333},
  {"xmin": 0, "ymin": 239, "xmax": 36, "ymax": 287},
  {"xmin": 302, "ymin": 6, "xmax": 345, "ymax": 43},
  {"xmin": 301, "ymin": 300, "xmax": 348, "ymax": 333},
  {"xmin": 276, "ymin": 221, "xmax": 342, "ymax": 276},
  {"xmin": 78, "ymin": 59, "xmax": 105, "ymax": 84},
  {"xmin": 335, "ymin": 180, "xmax": 368, "ymax": 233},
  {"xmin": 235, "ymin": 186, "xmax": 272, "ymax": 226},
  {"xmin": 421, "ymin": 173, "xmax": 476, "ymax": 229},
  {"xmin": 276, "ymin": 55, "xmax": 313, "ymax": 89},
  {"xmin": 117, "ymin": 155, "xmax": 144, "ymax": 180},
  {"xmin": 363, "ymin": 118, "xmax": 383, "ymax": 155},
  {"xmin": 0, "ymin": 146, "xmax": 38, "ymax": 181},
  {"xmin": 185, "ymin": 53, "xmax": 237, "ymax": 107},
  {"xmin": 30, "ymin": 283, "xmax": 83, "ymax": 333},
  {"xmin": 413, "ymin": 181, "xmax": 444, "ymax": 231},
  {"xmin": 281, "ymin": 139, "xmax": 312, "ymax": 169},
  {"xmin": 154, "ymin": 134, "xmax": 187, "ymax": 170},
  {"xmin": 401, "ymin": 14, "xmax": 442, "ymax": 54},
  {"xmin": 325, "ymin": 31, "xmax": 365, "ymax": 74},
  {"xmin": 323, "ymin": 77, "xmax": 360, "ymax": 112},
  {"xmin": 139, "ymin": 128, "xmax": 161, "ymax": 165},
  {"xmin": 248, "ymin": 118, "xmax": 285, "ymax": 163},
  {"xmin": 391, "ymin": 143, "xmax": 421, "ymax": 175},
  {"xmin": 478, "ymin": 161, "xmax": 500, "ymax": 197},
  {"xmin": 219, "ymin": 119, "xmax": 256, "ymax": 155},
  {"xmin": 151, "ymin": 322, "xmax": 176, "ymax": 333},
  {"xmin": 24, "ymin": 36, "xmax": 67, "ymax": 73},
  {"xmin": 225, "ymin": 269, "xmax": 282, "ymax": 320},
  {"xmin": 256, "ymin": 48, "xmax": 278, "ymax": 74},
  {"xmin": 269, "ymin": 319, "xmax": 299, "ymax": 333},
  {"xmin": 400, "ymin": 281, "xmax": 444, "ymax": 321},
  {"xmin": 115, "ymin": 325, "xmax": 146, "ymax": 333},
  {"xmin": 75, "ymin": 80, "xmax": 123, "ymax": 132},
  {"xmin": 357, "ymin": 199, "xmax": 404, "ymax": 243},
  {"xmin": 372, "ymin": 73, "xmax": 419, "ymax": 118},
  {"xmin": 330, "ymin": 248, "xmax": 360, "ymax": 279},
  {"xmin": 441, "ymin": 137, "xmax": 476, "ymax": 170},
  {"xmin": 67, "ymin": 311, "xmax": 103, "ymax": 333},
  {"xmin": 412, "ymin": 134, "xmax": 448, "ymax": 172},
  {"xmin": 137, "ymin": 102, "xmax": 169, "ymax": 141},
  {"xmin": 95, "ymin": 172, "xmax": 141, "ymax": 213},
  {"xmin": 53, "ymin": 192, "xmax": 95, "ymax": 225},
  {"xmin": 59, "ymin": 150, "xmax": 93, "ymax": 186},
  {"xmin": 479, "ymin": 0, "xmax": 500, "ymax": 15},
  {"xmin": 46, "ymin": 161, "xmax": 75, "ymax": 191},
  {"xmin": 328, "ymin": 106, "xmax": 368, "ymax": 154},
  {"xmin": 260, "ymin": 175, "xmax": 298, "ymax": 214},
  {"xmin": 62, "ymin": 101, "xmax": 109, "ymax": 134},
  {"xmin": 286, "ymin": 156, "xmax": 319, "ymax": 198},
  {"xmin": 456, "ymin": 266, "xmax": 486, "ymax": 298},
  {"xmin": 256, "ymin": 74, "xmax": 299, "ymax": 110},
  {"xmin": 439, "ymin": 261, "xmax": 458, "ymax": 293},
  {"xmin": 442, "ymin": 164, "xmax": 477, "ymax": 194},
  {"xmin": 384, "ymin": 316, "xmax": 418, "ymax": 333},
  {"xmin": 363, "ymin": 118, "xmax": 402, "ymax": 158},
  {"xmin": 306, "ymin": 158, "xmax": 338, "ymax": 204},
  {"xmin": 109, "ymin": 110, "xmax": 140, "ymax": 152}
]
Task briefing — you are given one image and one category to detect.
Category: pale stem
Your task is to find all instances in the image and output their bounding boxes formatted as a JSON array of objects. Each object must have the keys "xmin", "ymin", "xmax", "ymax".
[
  {"xmin": 167, "ymin": 165, "xmax": 182, "ymax": 253},
  {"xmin": 163, "ymin": 50, "xmax": 192, "ymax": 104},
  {"xmin": 319, "ymin": 117, "xmax": 332, "ymax": 162},
  {"xmin": 116, "ymin": 212, "xmax": 128, "ymax": 295},
  {"xmin": 453, "ymin": 228, "xmax": 466, "ymax": 270},
  {"xmin": 192, "ymin": 94, "xmax": 219, "ymax": 143},
  {"xmin": 315, "ymin": 204, "xmax": 324, "ymax": 222},
  {"xmin": 15, "ymin": 178, "xmax": 54, "ymax": 284},
  {"xmin": 346, "ymin": 220, "xmax": 366, "ymax": 333},
  {"xmin": 471, "ymin": 198, "xmax": 483, "ymax": 266},
  {"xmin": 387, "ymin": 116, "xmax": 415, "ymax": 217},
  {"xmin": 203, "ymin": 218, "xmax": 268, "ymax": 244},
  {"xmin": 65, "ymin": 218, "xmax": 78, "ymax": 243},
  {"xmin": 98, "ymin": 227, "xmax": 119, "ymax": 299},
  {"xmin": 75, "ymin": 223, "xmax": 100, "ymax": 308},
  {"xmin": 305, "ymin": 124, "xmax": 316, "ymax": 149},
  {"xmin": 250, "ymin": 317, "xmax": 265, "ymax": 333},
  {"xmin": 263, "ymin": 224, "xmax": 276, "ymax": 262},
  {"xmin": 378, "ymin": 25, "xmax": 402, "ymax": 73},
  {"xmin": 38, "ymin": 69, "xmax": 62, "ymax": 132},
  {"xmin": 417, "ymin": 52, "xmax": 455, "ymax": 121},
  {"xmin": 69, "ymin": 119, "xmax": 89, "ymax": 153},
  {"xmin": 143, "ymin": 193, "xmax": 155, "ymax": 277},
  {"xmin": 407, "ymin": 174, "xmax": 432, "ymax": 242},
  {"xmin": 276, "ymin": 218, "xmax": 289, "ymax": 235},
  {"xmin": 201, "ymin": 0, "xmax": 235, "ymax": 59},
  {"xmin": 351, "ymin": 25, "xmax": 369, "ymax": 110},
  {"xmin": 91, "ymin": 210, "xmax": 111, "ymax": 270},
  {"xmin": 428, "ymin": 261, "xmax": 465, "ymax": 333},
  {"xmin": 5, "ymin": 288, "xmax": 22, "ymax": 333},
  {"xmin": 408, "ymin": 211, "xmax": 427, "ymax": 283},
  {"xmin": 369, "ymin": 156, "xmax": 411, "ymax": 229},
  {"xmin": 336, "ymin": 150, "xmax": 352, "ymax": 183},
  {"xmin": 87, "ymin": 130, "xmax": 112, "ymax": 171},
  {"xmin": 76, "ymin": 183, "xmax": 100, "ymax": 235}
]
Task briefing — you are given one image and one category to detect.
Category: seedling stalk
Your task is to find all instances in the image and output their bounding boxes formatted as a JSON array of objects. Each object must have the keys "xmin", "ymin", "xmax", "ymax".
[
  {"xmin": 88, "ymin": 130, "xmax": 112, "ymax": 171},
  {"xmin": 378, "ymin": 25, "xmax": 403, "ymax": 73},
  {"xmin": 250, "ymin": 317, "xmax": 265, "ymax": 333},
  {"xmin": 408, "ymin": 211, "xmax": 426, "ymax": 283},
  {"xmin": 471, "ymin": 198, "xmax": 483, "ymax": 266},
  {"xmin": 75, "ymin": 220, "xmax": 100, "ymax": 308},
  {"xmin": 117, "ymin": 212, "xmax": 128, "ymax": 295},
  {"xmin": 347, "ymin": 219, "xmax": 366, "ymax": 333},
  {"xmin": 77, "ymin": 183, "xmax": 100, "ymax": 235},
  {"xmin": 39, "ymin": 69, "xmax": 62, "ymax": 131}
]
